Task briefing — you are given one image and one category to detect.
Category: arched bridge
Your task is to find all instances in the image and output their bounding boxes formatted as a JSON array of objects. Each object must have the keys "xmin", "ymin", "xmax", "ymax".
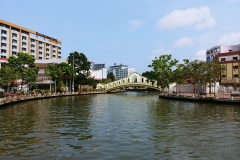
[{"xmin": 96, "ymin": 72, "xmax": 160, "ymax": 92}]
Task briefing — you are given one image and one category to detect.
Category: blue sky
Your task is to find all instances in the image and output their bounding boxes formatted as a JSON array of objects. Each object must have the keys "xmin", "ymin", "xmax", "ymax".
[{"xmin": 1, "ymin": 0, "xmax": 240, "ymax": 73}]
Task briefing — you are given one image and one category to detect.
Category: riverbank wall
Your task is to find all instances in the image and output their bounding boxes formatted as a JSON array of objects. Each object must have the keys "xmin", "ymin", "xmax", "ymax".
[
  {"xmin": 159, "ymin": 93, "xmax": 240, "ymax": 104},
  {"xmin": 0, "ymin": 91, "xmax": 106, "ymax": 107}
]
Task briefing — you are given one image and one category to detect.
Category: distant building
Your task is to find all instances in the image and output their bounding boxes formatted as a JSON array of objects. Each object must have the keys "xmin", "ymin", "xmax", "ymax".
[
  {"xmin": 90, "ymin": 68, "xmax": 107, "ymax": 80},
  {"xmin": 89, "ymin": 62, "xmax": 107, "ymax": 80},
  {"xmin": 93, "ymin": 63, "xmax": 105, "ymax": 70},
  {"xmin": 214, "ymin": 50, "xmax": 240, "ymax": 85},
  {"xmin": 108, "ymin": 63, "xmax": 136, "ymax": 79},
  {"xmin": 0, "ymin": 19, "xmax": 62, "ymax": 60},
  {"xmin": 206, "ymin": 44, "xmax": 240, "ymax": 62}
]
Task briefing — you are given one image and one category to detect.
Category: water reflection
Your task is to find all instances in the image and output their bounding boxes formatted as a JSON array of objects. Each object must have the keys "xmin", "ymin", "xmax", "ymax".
[
  {"xmin": 0, "ymin": 92, "xmax": 240, "ymax": 159},
  {"xmin": 147, "ymin": 98, "xmax": 240, "ymax": 159}
]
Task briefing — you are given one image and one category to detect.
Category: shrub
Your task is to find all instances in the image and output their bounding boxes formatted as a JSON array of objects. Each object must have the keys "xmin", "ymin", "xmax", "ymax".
[
  {"xmin": 4, "ymin": 92, "xmax": 9, "ymax": 97},
  {"xmin": 15, "ymin": 91, "xmax": 21, "ymax": 95}
]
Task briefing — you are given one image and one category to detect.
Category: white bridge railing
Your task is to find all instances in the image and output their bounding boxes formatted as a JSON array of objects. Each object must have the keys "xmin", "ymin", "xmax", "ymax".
[{"xmin": 96, "ymin": 72, "xmax": 160, "ymax": 92}]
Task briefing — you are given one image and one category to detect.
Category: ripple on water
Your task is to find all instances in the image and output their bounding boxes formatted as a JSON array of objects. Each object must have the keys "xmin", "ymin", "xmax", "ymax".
[{"xmin": 0, "ymin": 92, "xmax": 240, "ymax": 159}]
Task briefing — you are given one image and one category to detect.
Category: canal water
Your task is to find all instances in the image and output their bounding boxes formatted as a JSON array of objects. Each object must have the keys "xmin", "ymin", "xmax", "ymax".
[{"xmin": 0, "ymin": 91, "xmax": 240, "ymax": 159}]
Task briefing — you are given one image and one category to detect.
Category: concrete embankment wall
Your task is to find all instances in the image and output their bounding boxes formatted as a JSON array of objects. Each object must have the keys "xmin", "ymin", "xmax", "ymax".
[{"xmin": 159, "ymin": 94, "xmax": 240, "ymax": 104}]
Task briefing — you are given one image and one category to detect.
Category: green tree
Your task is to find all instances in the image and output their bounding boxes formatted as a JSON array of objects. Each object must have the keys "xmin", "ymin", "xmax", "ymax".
[
  {"xmin": 148, "ymin": 54, "xmax": 178, "ymax": 91},
  {"xmin": 201, "ymin": 60, "xmax": 224, "ymax": 94},
  {"xmin": 45, "ymin": 62, "xmax": 73, "ymax": 92},
  {"xmin": 68, "ymin": 51, "xmax": 91, "ymax": 89},
  {"xmin": 0, "ymin": 65, "xmax": 19, "ymax": 92},
  {"xmin": 8, "ymin": 52, "xmax": 39, "ymax": 89},
  {"xmin": 142, "ymin": 71, "xmax": 156, "ymax": 85},
  {"xmin": 107, "ymin": 72, "xmax": 115, "ymax": 81}
]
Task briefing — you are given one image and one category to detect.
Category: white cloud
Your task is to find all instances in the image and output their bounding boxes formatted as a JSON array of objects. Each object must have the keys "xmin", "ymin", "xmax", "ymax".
[
  {"xmin": 128, "ymin": 20, "xmax": 145, "ymax": 31},
  {"xmin": 192, "ymin": 50, "xmax": 206, "ymax": 60},
  {"xmin": 157, "ymin": 6, "xmax": 216, "ymax": 30},
  {"xmin": 217, "ymin": 32, "xmax": 240, "ymax": 46},
  {"xmin": 174, "ymin": 37, "xmax": 193, "ymax": 48}
]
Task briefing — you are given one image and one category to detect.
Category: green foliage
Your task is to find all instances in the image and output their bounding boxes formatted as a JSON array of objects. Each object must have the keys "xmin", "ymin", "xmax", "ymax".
[
  {"xmin": 0, "ymin": 65, "xmax": 19, "ymax": 91},
  {"xmin": 148, "ymin": 54, "xmax": 178, "ymax": 88},
  {"xmin": 107, "ymin": 72, "xmax": 115, "ymax": 81},
  {"xmin": 142, "ymin": 71, "xmax": 155, "ymax": 84},
  {"xmin": 68, "ymin": 51, "xmax": 91, "ymax": 80},
  {"xmin": 7, "ymin": 52, "xmax": 39, "ymax": 86}
]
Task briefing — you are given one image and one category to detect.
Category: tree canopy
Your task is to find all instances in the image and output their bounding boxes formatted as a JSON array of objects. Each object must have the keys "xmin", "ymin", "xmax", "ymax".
[
  {"xmin": 107, "ymin": 72, "xmax": 115, "ymax": 81},
  {"xmin": 7, "ymin": 52, "xmax": 39, "ymax": 87},
  {"xmin": 148, "ymin": 54, "xmax": 178, "ymax": 89}
]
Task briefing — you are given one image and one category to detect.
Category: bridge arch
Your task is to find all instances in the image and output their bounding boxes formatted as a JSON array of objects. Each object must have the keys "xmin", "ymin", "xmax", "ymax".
[{"xmin": 96, "ymin": 72, "xmax": 160, "ymax": 92}]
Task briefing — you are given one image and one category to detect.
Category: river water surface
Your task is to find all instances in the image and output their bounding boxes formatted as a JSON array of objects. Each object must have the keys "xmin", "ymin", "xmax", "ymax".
[{"xmin": 0, "ymin": 91, "xmax": 240, "ymax": 159}]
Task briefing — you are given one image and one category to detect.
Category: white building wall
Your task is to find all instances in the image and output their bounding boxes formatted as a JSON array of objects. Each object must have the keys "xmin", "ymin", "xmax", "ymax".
[{"xmin": 89, "ymin": 68, "xmax": 107, "ymax": 80}]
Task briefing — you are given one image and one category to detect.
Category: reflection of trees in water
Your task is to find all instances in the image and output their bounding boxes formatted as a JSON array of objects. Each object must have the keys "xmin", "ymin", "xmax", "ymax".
[
  {"xmin": 0, "ymin": 100, "xmax": 47, "ymax": 157},
  {"xmin": 0, "ymin": 96, "xmax": 94, "ymax": 157},
  {"xmin": 147, "ymin": 99, "xmax": 240, "ymax": 157}
]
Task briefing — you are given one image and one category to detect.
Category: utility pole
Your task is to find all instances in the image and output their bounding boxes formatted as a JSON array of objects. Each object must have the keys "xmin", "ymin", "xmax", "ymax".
[{"xmin": 72, "ymin": 53, "xmax": 74, "ymax": 93}]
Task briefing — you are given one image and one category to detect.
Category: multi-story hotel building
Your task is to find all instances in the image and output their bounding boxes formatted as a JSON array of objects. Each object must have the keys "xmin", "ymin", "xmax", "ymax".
[{"xmin": 0, "ymin": 19, "xmax": 61, "ymax": 60}]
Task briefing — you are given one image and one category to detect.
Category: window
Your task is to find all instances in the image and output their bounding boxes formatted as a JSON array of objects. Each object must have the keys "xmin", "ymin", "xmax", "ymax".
[
  {"xmin": 46, "ymin": 43, "xmax": 49, "ymax": 47},
  {"xmin": 221, "ymin": 75, "xmax": 226, "ymax": 79},
  {"xmin": 233, "ymin": 57, "xmax": 238, "ymax": 61},
  {"xmin": 12, "ymin": 39, "xmax": 17, "ymax": 43},
  {"xmin": 1, "ymin": 30, "xmax": 7, "ymax": 34},
  {"xmin": 39, "ymin": 52, "xmax": 42, "ymax": 55},
  {"xmin": 12, "ymin": 51, "xmax": 17, "ymax": 55},
  {"xmin": 22, "ymin": 48, "xmax": 26, "ymax": 51},
  {"xmin": 58, "ymin": 47, "xmax": 61, "ymax": 50},
  {"xmin": 46, "ymin": 48, "xmax": 49, "ymax": 52},
  {"xmin": 234, "ymin": 74, "xmax": 238, "ymax": 78},
  {"xmin": 221, "ymin": 58, "xmax": 226, "ymax": 62},
  {"xmin": 22, "ymin": 36, "xmax": 27, "ymax": 40},
  {"xmin": 39, "ymin": 46, "xmax": 42, "ymax": 50},
  {"xmin": 233, "ymin": 66, "xmax": 238, "ymax": 70},
  {"xmin": 31, "ymin": 50, "xmax": 34, "ymax": 53},
  {"xmin": 39, "ymin": 41, "xmax": 42, "ymax": 45},
  {"xmin": 1, "ymin": 49, "xmax": 6, "ymax": 53},
  {"xmin": 12, "ymin": 33, "xmax": 17, "ymax": 37},
  {"xmin": 58, "ymin": 56, "xmax": 61, "ymax": 59},
  {"xmin": 31, "ymin": 44, "xmax": 35, "ymax": 48},
  {"xmin": 38, "ymin": 57, "xmax": 42, "ymax": 60},
  {"xmin": 12, "ymin": 45, "xmax": 17, "ymax": 49},
  {"xmin": 22, "ymin": 42, "xmax": 26, "ymax": 46},
  {"xmin": 53, "ymin": 50, "xmax": 56, "ymax": 53},
  {"xmin": 1, "ymin": 36, "xmax": 6, "ymax": 41},
  {"xmin": 1, "ymin": 43, "xmax": 6, "ymax": 47},
  {"xmin": 52, "ymin": 45, "xmax": 55, "ymax": 48},
  {"xmin": 46, "ymin": 53, "xmax": 49, "ymax": 56},
  {"xmin": 31, "ymin": 39, "xmax": 35, "ymax": 43},
  {"xmin": 53, "ymin": 55, "xmax": 56, "ymax": 58}
]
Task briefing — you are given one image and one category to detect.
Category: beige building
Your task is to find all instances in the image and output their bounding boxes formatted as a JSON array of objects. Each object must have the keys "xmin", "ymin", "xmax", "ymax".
[
  {"xmin": 214, "ymin": 50, "xmax": 240, "ymax": 85},
  {"xmin": 0, "ymin": 19, "xmax": 61, "ymax": 60}
]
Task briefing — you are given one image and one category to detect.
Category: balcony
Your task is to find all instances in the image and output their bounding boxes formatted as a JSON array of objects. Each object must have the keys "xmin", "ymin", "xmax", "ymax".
[{"xmin": 221, "ymin": 79, "xmax": 238, "ymax": 84}]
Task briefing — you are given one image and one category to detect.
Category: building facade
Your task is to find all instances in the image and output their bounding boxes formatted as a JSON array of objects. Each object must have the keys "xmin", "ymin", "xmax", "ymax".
[
  {"xmin": 0, "ymin": 19, "xmax": 61, "ymax": 60},
  {"xmin": 214, "ymin": 51, "xmax": 240, "ymax": 85},
  {"xmin": 108, "ymin": 63, "xmax": 136, "ymax": 79},
  {"xmin": 206, "ymin": 44, "xmax": 240, "ymax": 62}
]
